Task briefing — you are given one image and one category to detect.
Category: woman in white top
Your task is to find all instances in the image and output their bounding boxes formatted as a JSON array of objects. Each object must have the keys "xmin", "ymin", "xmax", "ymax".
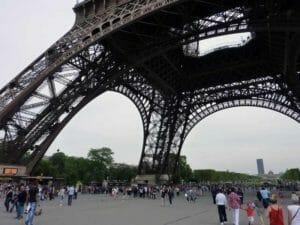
[
  {"xmin": 288, "ymin": 196, "xmax": 300, "ymax": 225},
  {"xmin": 58, "ymin": 187, "xmax": 65, "ymax": 206}
]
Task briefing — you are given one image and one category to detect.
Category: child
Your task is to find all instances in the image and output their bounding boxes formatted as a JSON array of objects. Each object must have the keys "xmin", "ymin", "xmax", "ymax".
[{"xmin": 242, "ymin": 201, "xmax": 255, "ymax": 225}]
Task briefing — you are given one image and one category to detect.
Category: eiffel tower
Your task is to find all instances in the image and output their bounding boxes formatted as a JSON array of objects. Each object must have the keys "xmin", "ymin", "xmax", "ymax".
[{"xmin": 0, "ymin": 0, "xmax": 299, "ymax": 180}]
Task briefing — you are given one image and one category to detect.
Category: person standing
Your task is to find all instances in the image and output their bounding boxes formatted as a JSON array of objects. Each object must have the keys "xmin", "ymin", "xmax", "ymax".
[
  {"xmin": 67, "ymin": 185, "xmax": 75, "ymax": 206},
  {"xmin": 257, "ymin": 188, "xmax": 263, "ymax": 202},
  {"xmin": 267, "ymin": 194, "xmax": 284, "ymax": 225},
  {"xmin": 211, "ymin": 186, "xmax": 217, "ymax": 204},
  {"xmin": 49, "ymin": 185, "xmax": 54, "ymax": 200},
  {"xmin": 16, "ymin": 184, "xmax": 27, "ymax": 219},
  {"xmin": 25, "ymin": 182, "xmax": 39, "ymax": 225},
  {"xmin": 228, "ymin": 188, "xmax": 241, "ymax": 225},
  {"xmin": 175, "ymin": 186, "xmax": 180, "ymax": 197},
  {"xmin": 215, "ymin": 189, "xmax": 228, "ymax": 225},
  {"xmin": 287, "ymin": 195, "xmax": 300, "ymax": 225},
  {"xmin": 160, "ymin": 186, "xmax": 166, "ymax": 207},
  {"xmin": 74, "ymin": 186, "xmax": 78, "ymax": 200},
  {"xmin": 167, "ymin": 187, "xmax": 174, "ymax": 205},
  {"xmin": 237, "ymin": 188, "xmax": 244, "ymax": 205},
  {"xmin": 58, "ymin": 187, "xmax": 65, "ymax": 206},
  {"xmin": 4, "ymin": 186, "xmax": 13, "ymax": 212}
]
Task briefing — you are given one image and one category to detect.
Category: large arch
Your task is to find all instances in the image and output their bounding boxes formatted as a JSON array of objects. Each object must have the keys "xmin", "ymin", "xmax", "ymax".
[
  {"xmin": 25, "ymin": 77, "xmax": 158, "ymax": 174},
  {"xmin": 183, "ymin": 98, "xmax": 300, "ymax": 142},
  {"xmin": 1, "ymin": 0, "xmax": 300, "ymax": 179},
  {"xmin": 182, "ymin": 106, "xmax": 300, "ymax": 173},
  {"xmin": 168, "ymin": 76, "xmax": 300, "ymax": 176}
]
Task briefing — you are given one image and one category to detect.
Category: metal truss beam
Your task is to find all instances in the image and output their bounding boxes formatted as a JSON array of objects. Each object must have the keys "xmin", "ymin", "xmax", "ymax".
[{"xmin": 0, "ymin": 0, "xmax": 300, "ymax": 177}]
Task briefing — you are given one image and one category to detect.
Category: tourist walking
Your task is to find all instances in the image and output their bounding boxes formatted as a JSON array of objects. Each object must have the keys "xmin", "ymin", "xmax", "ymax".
[
  {"xmin": 237, "ymin": 188, "xmax": 244, "ymax": 205},
  {"xmin": 175, "ymin": 186, "xmax": 180, "ymax": 197},
  {"xmin": 160, "ymin": 186, "xmax": 167, "ymax": 207},
  {"xmin": 228, "ymin": 188, "xmax": 240, "ymax": 225},
  {"xmin": 167, "ymin": 187, "xmax": 174, "ymax": 205},
  {"xmin": 211, "ymin": 186, "xmax": 217, "ymax": 204},
  {"xmin": 74, "ymin": 186, "xmax": 78, "ymax": 199},
  {"xmin": 287, "ymin": 194, "xmax": 300, "ymax": 225},
  {"xmin": 58, "ymin": 187, "xmax": 65, "ymax": 206},
  {"xmin": 16, "ymin": 184, "xmax": 27, "ymax": 219},
  {"xmin": 67, "ymin": 185, "xmax": 75, "ymax": 206},
  {"xmin": 25, "ymin": 182, "xmax": 39, "ymax": 225},
  {"xmin": 260, "ymin": 187, "xmax": 270, "ymax": 209},
  {"xmin": 267, "ymin": 194, "xmax": 284, "ymax": 225},
  {"xmin": 9, "ymin": 193, "xmax": 18, "ymax": 212},
  {"xmin": 4, "ymin": 186, "xmax": 13, "ymax": 212},
  {"xmin": 242, "ymin": 201, "xmax": 255, "ymax": 225},
  {"xmin": 215, "ymin": 189, "xmax": 227, "ymax": 225},
  {"xmin": 257, "ymin": 188, "xmax": 263, "ymax": 202}
]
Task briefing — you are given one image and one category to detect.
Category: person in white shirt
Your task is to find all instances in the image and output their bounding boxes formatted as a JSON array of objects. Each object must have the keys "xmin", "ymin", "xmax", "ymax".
[
  {"xmin": 58, "ymin": 187, "xmax": 65, "ymax": 206},
  {"xmin": 215, "ymin": 189, "xmax": 228, "ymax": 225},
  {"xmin": 67, "ymin": 185, "xmax": 75, "ymax": 206},
  {"xmin": 260, "ymin": 187, "xmax": 270, "ymax": 208},
  {"xmin": 288, "ymin": 196, "xmax": 300, "ymax": 225}
]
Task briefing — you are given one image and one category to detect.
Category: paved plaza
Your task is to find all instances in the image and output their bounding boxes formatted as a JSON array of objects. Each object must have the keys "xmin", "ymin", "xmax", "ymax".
[{"xmin": 0, "ymin": 192, "xmax": 291, "ymax": 225}]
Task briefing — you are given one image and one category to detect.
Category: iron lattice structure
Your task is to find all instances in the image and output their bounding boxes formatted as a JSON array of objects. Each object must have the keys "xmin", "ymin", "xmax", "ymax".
[{"xmin": 0, "ymin": 0, "xmax": 300, "ymax": 175}]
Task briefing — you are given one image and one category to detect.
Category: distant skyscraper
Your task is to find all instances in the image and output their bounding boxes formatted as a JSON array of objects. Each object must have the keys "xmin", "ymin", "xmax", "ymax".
[{"xmin": 256, "ymin": 159, "xmax": 265, "ymax": 175}]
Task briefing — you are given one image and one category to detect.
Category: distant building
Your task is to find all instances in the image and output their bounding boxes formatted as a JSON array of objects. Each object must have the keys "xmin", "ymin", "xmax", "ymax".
[{"xmin": 256, "ymin": 159, "xmax": 265, "ymax": 175}]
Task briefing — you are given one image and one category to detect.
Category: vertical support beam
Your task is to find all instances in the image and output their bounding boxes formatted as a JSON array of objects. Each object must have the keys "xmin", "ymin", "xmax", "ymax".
[{"xmin": 137, "ymin": 95, "xmax": 190, "ymax": 182}]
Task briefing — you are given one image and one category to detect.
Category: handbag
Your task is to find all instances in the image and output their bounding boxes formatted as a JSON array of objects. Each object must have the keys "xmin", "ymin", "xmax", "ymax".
[{"xmin": 34, "ymin": 205, "xmax": 43, "ymax": 216}]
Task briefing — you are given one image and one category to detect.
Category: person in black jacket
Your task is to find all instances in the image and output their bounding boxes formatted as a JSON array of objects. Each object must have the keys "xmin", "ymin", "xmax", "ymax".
[
  {"xmin": 4, "ymin": 186, "xmax": 13, "ymax": 212},
  {"xmin": 25, "ymin": 182, "xmax": 39, "ymax": 225},
  {"xmin": 237, "ymin": 188, "xmax": 244, "ymax": 205},
  {"xmin": 16, "ymin": 184, "xmax": 27, "ymax": 219}
]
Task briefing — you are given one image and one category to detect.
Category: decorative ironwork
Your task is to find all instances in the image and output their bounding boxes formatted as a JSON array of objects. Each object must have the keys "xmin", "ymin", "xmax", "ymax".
[{"xmin": 0, "ymin": 0, "xmax": 300, "ymax": 177}]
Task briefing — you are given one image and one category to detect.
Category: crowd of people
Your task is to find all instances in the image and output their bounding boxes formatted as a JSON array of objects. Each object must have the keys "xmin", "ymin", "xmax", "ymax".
[
  {"xmin": 81, "ymin": 183, "xmax": 207, "ymax": 206},
  {"xmin": 0, "ymin": 182, "xmax": 78, "ymax": 225},
  {"xmin": 1, "ymin": 181, "xmax": 300, "ymax": 225},
  {"xmin": 212, "ymin": 185, "xmax": 300, "ymax": 225}
]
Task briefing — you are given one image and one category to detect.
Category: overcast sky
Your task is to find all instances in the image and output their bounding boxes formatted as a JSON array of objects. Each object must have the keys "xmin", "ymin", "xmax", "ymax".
[{"xmin": 1, "ymin": 0, "xmax": 299, "ymax": 175}]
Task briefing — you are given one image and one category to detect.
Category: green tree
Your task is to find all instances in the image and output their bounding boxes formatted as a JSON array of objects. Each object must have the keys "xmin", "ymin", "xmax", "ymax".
[
  {"xmin": 87, "ymin": 147, "xmax": 114, "ymax": 182},
  {"xmin": 166, "ymin": 154, "xmax": 193, "ymax": 183},
  {"xmin": 193, "ymin": 169, "xmax": 255, "ymax": 182},
  {"xmin": 49, "ymin": 152, "xmax": 66, "ymax": 176},
  {"xmin": 109, "ymin": 163, "xmax": 137, "ymax": 182},
  {"xmin": 171, "ymin": 155, "xmax": 193, "ymax": 183},
  {"xmin": 75, "ymin": 157, "xmax": 93, "ymax": 184},
  {"xmin": 281, "ymin": 168, "xmax": 300, "ymax": 181},
  {"xmin": 87, "ymin": 147, "xmax": 114, "ymax": 168},
  {"xmin": 64, "ymin": 156, "xmax": 81, "ymax": 184},
  {"xmin": 33, "ymin": 159, "xmax": 56, "ymax": 176},
  {"xmin": 178, "ymin": 156, "xmax": 193, "ymax": 181},
  {"xmin": 193, "ymin": 169, "xmax": 215, "ymax": 181}
]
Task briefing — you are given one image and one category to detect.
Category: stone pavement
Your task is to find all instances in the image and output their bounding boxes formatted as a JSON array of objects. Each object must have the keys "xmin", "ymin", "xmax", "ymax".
[{"xmin": 0, "ymin": 192, "xmax": 291, "ymax": 225}]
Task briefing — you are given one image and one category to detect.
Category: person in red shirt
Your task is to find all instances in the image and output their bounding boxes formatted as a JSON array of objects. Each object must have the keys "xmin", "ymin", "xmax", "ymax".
[
  {"xmin": 267, "ymin": 194, "xmax": 284, "ymax": 225},
  {"xmin": 242, "ymin": 201, "xmax": 255, "ymax": 225},
  {"xmin": 228, "ymin": 188, "xmax": 241, "ymax": 225}
]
